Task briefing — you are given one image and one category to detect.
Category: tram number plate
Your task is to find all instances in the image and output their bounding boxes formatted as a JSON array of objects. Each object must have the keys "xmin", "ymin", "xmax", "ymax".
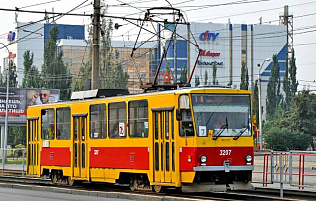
[{"xmin": 219, "ymin": 149, "xmax": 232, "ymax": 156}]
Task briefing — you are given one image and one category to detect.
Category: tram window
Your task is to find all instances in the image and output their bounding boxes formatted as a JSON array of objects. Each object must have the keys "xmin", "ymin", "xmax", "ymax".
[
  {"xmin": 172, "ymin": 142, "xmax": 175, "ymax": 172},
  {"xmin": 74, "ymin": 143, "xmax": 77, "ymax": 167},
  {"xmin": 109, "ymin": 102, "xmax": 126, "ymax": 138},
  {"xmin": 171, "ymin": 111, "xmax": 174, "ymax": 139},
  {"xmin": 82, "ymin": 143, "xmax": 85, "ymax": 168},
  {"xmin": 90, "ymin": 104, "xmax": 107, "ymax": 139},
  {"xmin": 166, "ymin": 142, "xmax": 169, "ymax": 172},
  {"xmin": 56, "ymin": 107, "xmax": 71, "ymax": 140},
  {"xmin": 27, "ymin": 120, "xmax": 31, "ymax": 141},
  {"xmin": 166, "ymin": 111, "xmax": 169, "ymax": 139},
  {"xmin": 41, "ymin": 108, "xmax": 55, "ymax": 140},
  {"xmin": 155, "ymin": 112, "xmax": 158, "ymax": 140},
  {"xmin": 128, "ymin": 100, "xmax": 148, "ymax": 138},
  {"xmin": 155, "ymin": 142, "xmax": 159, "ymax": 171}
]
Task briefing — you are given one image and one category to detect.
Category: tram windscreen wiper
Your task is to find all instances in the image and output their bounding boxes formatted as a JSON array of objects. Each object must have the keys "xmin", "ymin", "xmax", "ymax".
[
  {"xmin": 233, "ymin": 125, "xmax": 249, "ymax": 140},
  {"xmin": 212, "ymin": 118, "xmax": 228, "ymax": 140}
]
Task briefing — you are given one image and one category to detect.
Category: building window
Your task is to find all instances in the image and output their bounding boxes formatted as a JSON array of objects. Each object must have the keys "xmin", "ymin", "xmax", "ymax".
[
  {"xmin": 41, "ymin": 108, "xmax": 54, "ymax": 140},
  {"xmin": 90, "ymin": 104, "xmax": 107, "ymax": 139},
  {"xmin": 128, "ymin": 100, "xmax": 148, "ymax": 138},
  {"xmin": 109, "ymin": 102, "xmax": 126, "ymax": 138},
  {"xmin": 56, "ymin": 107, "xmax": 71, "ymax": 140}
]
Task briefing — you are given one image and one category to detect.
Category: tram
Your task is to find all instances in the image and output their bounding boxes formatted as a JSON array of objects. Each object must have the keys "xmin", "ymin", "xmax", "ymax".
[{"xmin": 26, "ymin": 86, "xmax": 254, "ymax": 192}]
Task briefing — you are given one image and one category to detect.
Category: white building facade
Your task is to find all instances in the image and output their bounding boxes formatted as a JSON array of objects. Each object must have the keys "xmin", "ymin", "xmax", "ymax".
[{"xmin": 160, "ymin": 22, "xmax": 287, "ymax": 119}]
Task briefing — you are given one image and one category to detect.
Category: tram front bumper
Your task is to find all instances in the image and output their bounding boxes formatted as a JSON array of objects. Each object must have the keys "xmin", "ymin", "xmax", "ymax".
[{"xmin": 193, "ymin": 161, "xmax": 254, "ymax": 172}]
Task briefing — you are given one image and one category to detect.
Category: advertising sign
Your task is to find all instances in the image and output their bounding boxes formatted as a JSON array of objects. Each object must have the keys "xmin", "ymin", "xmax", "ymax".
[{"xmin": 0, "ymin": 88, "xmax": 60, "ymax": 125}]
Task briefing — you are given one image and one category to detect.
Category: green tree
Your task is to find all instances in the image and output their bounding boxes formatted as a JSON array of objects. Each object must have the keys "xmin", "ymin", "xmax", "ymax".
[
  {"xmin": 283, "ymin": 55, "xmax": 290, "ymax": 109},
  {"xmin": 8, "ymin": 60, "xmax": 17, "ymax": 87},
  {"xmin": 264, "ymin": 90, "xmax": 316, "ymax": 150},
  {"xmin": 74, "ymin": 25, "xmax": 93, "ymax": 91},
  {"xmin": 42, "ymin": 25, "xmax": 72, "ymax": 100},
  {"xmin": 195, "ymin": 76, "xmax": 200, "ymax": 87},
  {"xmin": 240, "ymin": 61, "xmax": 249, "ymax": 90},
  {"xmin": 212, "ymin": 62, "xmax": 217, "ymax": 85},
  {"xmin": 265, "ymin": 127, "xmax": 309, "ymax": 151},
  {"xmin": 266, "ymin": 54, "xmax": 282, "ymax": 119},
  {"xmin": 8, "ymin": 126, "xmax": 26, "ymax": 147},
  {"xmin": 180, "ymin": 66, "xmax": 187, "ymax": 84},
  {"xmin": 289, "ymin": 50, "xmax": 298, "ymax": 97},
  {"xmin": 22, "ymin": 50, "xmax": 42, "ymax": 88},
  {"xmin": 286, "ymin": 90, "xmax": 316, "ymax": 150},
  {"xmin": 204, "ymin": 70, "xmax": 208, "ymax": 85},
  {"xmin": 253, "ymin": 80, "xmax": 259, "ymax": 126},
  {"xmin": 75, "ymin": 7, "xmax": 128, "ymax": 90}
]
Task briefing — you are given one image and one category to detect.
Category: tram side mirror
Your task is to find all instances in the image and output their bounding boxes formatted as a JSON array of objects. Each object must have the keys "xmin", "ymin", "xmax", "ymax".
[{"xmin": 176, "ymin": 109, "xmax": 182, "ymax": 121}]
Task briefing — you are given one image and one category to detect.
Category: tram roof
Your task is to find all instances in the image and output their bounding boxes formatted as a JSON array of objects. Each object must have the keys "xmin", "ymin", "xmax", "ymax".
[{"xmin": 28, "ymin": 86, "xmax": 251, "ymax": 108}]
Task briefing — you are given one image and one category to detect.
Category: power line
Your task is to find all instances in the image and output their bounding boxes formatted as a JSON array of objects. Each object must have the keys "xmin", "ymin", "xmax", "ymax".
[{"xmin": 18, "ymin": 0, "xmax": 63, "ymax": 9}]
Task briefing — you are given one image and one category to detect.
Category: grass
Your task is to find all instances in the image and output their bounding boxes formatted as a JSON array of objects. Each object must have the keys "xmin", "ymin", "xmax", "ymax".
[
  {"xmin": 5, "ymin": 160, "xmax": 24, "ymax": 165},
  {"xmin": 0, "ymin": 159, "xmax": 24, "ymax": 165}
]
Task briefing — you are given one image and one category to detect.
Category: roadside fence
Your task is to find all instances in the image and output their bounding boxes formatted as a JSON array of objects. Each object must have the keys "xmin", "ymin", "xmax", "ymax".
[{"xmin": 253, "ymin": 150, "xmax": 316, "ymax": 189}]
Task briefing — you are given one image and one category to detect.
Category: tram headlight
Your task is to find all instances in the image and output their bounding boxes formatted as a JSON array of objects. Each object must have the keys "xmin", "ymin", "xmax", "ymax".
[
  {"xmin": 245, "ymin": 155, "xmax": 252, "ymax": 163},
  {"xmin": 200, "ymin": 155, "xmax": 207, "ymax": 163}
]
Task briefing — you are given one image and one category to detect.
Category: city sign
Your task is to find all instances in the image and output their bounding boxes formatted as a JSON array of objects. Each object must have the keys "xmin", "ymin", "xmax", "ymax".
[
  {"xmin": 198, "ymin": 60, "xmax": 223, "ymax": 66},
  {"xmin": 200, "ymin": 50, "xmax": 220, "ymax": 57},
  {"xmin": 199, "ymin": 30, "xmax": 219, "ymax": 41}
]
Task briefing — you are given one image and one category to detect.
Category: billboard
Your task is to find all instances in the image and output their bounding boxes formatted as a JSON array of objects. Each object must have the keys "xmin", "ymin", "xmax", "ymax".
[{"xmin": 0, "ymin": 88, "xmax": 60, "ymax": 125}]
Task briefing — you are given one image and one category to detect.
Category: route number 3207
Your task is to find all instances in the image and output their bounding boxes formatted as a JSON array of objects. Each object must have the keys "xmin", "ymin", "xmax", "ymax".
[{"xmin": 219, "ymin": 149, "xmax": 232, "ymax": 156}]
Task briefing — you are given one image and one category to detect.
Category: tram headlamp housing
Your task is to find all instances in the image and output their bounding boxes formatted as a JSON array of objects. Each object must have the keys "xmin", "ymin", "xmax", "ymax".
[
  {"xmin": 200, "ymin": 155, "xmax": 207, "ymax": 163},
  {"xmin": 245, "ymin": 155, "xmax": 252, "ymax": 163}
]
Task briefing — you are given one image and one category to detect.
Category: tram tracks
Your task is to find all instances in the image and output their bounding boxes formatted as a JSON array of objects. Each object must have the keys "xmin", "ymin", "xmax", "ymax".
[{"xmin": 0, "ymin": 175, "xmax": 312, "ymax": 201}]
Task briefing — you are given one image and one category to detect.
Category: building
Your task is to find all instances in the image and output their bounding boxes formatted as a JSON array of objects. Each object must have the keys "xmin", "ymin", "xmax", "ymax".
[
  {"xmin": 5, "ymin": 22, "xmax": 85, "ymax": 85},
  {"xmin": 160, "ymin": 22, "xmax": 287, "ymax": 119},
  {"xmin": 57, "ymin": 40, "xmax": 157, "ymax": 94},
  {"xmin": 58, "ymin": 39, "xmax": 89, "ymax": 77},
  {"xmin": 111, "ymin": 41, "xmax": 157, "ymax": 94},
  {"xmin": 4, "ymin": 20, "xmax": 288, "ymax": 119}
]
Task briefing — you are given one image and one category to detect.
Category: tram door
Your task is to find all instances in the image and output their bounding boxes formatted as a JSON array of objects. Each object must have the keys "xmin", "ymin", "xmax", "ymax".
[
  {"xmin": 27, "ymin": 118, "xmax": 39, "ymax": 176},
  {"xmin": 153, "ymin": 108, "xmax": 175, "ymax": 184},
  {"xmin": 73, "ymin": 114, "xmax": 88, "ymax": 179}
]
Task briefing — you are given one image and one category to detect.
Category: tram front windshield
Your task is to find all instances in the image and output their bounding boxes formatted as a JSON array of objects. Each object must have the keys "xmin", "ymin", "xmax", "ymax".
[{"xmin": 191, "ymin": 94, "xmax": 251, "ymax": 138}]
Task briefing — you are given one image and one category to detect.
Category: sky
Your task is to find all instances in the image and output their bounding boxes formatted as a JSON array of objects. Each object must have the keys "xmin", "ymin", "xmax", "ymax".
[{"xmin": 0, "ymin": 0, "xmax": 315, "ymax": 90}]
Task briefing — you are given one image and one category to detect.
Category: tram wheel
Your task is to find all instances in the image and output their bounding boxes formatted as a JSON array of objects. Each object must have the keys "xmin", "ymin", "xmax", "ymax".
[
  {"xmin": 67, "ymin": 177, "xmax": 75, "ymax": 186},
  {"xmin": 51, "ymin": 172, "xmax": 58, "ymax": 184},
  {"xmin": 152, "ymin": 185, "xmax": 163, "ymax": 193},
  {"xmin": 129, "ymin": 178, "xmax": 137, "ymax": 191}
]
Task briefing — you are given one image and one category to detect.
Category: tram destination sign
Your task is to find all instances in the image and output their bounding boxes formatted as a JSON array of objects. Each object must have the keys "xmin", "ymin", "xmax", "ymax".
[{"xmin": 0, "ymin": 88, "xmax": 60, "ymax": 125}]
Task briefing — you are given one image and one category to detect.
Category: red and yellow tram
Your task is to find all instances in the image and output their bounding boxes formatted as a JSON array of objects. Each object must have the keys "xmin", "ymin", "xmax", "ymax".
[{"xmin": 27, "ymin": 86, "xmax": 254, "ymax": 192}]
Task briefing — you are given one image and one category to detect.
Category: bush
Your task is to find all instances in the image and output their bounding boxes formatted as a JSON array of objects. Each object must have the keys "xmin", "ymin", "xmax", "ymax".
[{"xmin": 265, "ymin": 127, "xmax": 310, "ymax": 151}]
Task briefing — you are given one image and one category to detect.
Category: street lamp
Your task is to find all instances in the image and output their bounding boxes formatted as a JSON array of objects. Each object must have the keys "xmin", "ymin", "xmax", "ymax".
[
  {"xmin": 0, "ymin": 42, "xmax": 10, "ymax": 171},
  {"xmin": 258, "ymin": 58, "xmax": 270, "ymax": 150}
]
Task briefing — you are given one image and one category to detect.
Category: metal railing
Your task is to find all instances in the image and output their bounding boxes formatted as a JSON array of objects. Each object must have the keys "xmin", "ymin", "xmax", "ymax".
[
  {"xmin": 0, "ymin": 148, "xmax": 26, "ymax": 177},
  {"xmin": 253, "ymin": 150, "xmax": 316, "ymax": 189}
]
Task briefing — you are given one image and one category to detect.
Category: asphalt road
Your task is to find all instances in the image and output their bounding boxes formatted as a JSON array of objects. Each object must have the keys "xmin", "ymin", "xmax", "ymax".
[{"xmin": 0, "ymin": 187, "xmax": 134, "ymax": 201}]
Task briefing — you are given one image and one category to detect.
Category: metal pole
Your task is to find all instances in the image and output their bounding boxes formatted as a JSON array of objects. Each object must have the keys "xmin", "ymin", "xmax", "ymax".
[
  {"xmin": 1, "ymin": 42, "xmax": 11, "ymax": 171},
  {"xmin": 22, "ymin": 150, "xmax": 25, "ymax": 177},
  {"xmin": 258, "ymin": 72, "xmax": 263, "ymax": 150},
  {"xmin": 258, "ymin": 58, "xmax": 270, "ymax": 150},
  {"xmin": 1, "ymin": 126, "xmax": 4, "ymax": 176},
  {"xmin": 289, "ymin": 151, "xmax": 293, "ymax": 185},
  {"xmin": 4, "ymin": 67, "xmax": 9, "ymax": 163},
  {"xmin": 280, "ymin": 152, "xmax": 284, "ymax": 198},
  {"xmin": 271, "ymin": 150, "xmax": 274, "ymax": 183},
  {"xmin": 174, "ymin": 21, "xmax": 177, "ymax": 83},
  {"xmin": 91, "ymin": 0, "xmax": 100, "ymax": 89}
]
